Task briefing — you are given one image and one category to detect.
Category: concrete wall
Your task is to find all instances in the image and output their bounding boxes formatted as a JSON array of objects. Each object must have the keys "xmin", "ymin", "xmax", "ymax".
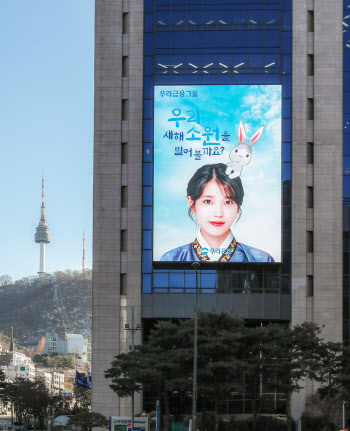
[
  {"xmin": 92, "ymin": 0, "xmax": 143, "ymax": 417},
  {"xmin": 291, "ymin": 0, "xmax": 343, "ymax": 419}
]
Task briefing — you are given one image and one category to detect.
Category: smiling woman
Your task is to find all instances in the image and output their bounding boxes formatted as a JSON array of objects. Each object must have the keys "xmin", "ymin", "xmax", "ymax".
[{"xmin": 160, "ymin": 163, "xmax": 274, "ymax": 262}]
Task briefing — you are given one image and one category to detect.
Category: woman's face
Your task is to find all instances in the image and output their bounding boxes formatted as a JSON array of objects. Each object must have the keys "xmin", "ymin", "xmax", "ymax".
[{"xmin": 187, "ymin": 179, "xmax": 239, "ymax": 242}]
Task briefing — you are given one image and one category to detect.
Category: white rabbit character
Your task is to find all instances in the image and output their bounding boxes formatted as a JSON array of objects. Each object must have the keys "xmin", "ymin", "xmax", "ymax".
[{"xmin": 225, "ymin": 120, "xmax": 264, "ymax": 179}]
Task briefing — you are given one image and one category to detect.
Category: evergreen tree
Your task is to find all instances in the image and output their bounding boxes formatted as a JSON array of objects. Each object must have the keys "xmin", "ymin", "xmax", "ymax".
[{"xmin": 67, "ymin": 412, "xmax": 108, "ymax": 431}]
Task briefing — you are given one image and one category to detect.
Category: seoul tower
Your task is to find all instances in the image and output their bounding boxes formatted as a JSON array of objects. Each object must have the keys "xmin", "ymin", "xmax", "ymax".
[{"xmin": 34, "ymin": 176, "xmax": 51, "ymax": 276}]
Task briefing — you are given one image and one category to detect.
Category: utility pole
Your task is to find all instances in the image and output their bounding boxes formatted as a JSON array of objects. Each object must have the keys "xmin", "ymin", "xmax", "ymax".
[
  {"xmin": 124, "ymin": 306, "xmax": 141, "ymax": 431},
  {"xmin": 191, "ymin": 262, "xmax": 200, "ymax": 431}
]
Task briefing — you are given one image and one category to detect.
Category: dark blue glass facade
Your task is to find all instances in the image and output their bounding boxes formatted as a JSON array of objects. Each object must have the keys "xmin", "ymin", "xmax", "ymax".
[
  {"xmin": 142, "ymin": 0, "xmax": 292, "ymax": 295},
  {"xmin": 344, "ymin": 0, "xmax": 350, "ymax": 202},
  {"xmin": 344, "ymin": 0, "xmax": 350, "ymax": 344}
]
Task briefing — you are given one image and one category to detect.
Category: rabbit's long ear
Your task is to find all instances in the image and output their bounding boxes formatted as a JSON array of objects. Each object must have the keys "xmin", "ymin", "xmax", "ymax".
[
  {"xmin": 238, "ymin": 120, "xmax": 247, "ymax": 144},
  {"xmin": 248, "ymin": 125, "xmax": 264, "ymax": 146}
]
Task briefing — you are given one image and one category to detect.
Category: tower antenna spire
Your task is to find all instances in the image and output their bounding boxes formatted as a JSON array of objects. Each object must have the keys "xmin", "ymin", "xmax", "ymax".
[
  {"xmin": 41, "ymin": 175, "xmax": 46, "ymax": 223},
  {"xmin": 82, "ymin": 231, "xmax": 86, "ymax": 273},
  {"xmin": 35, "ymin": 174, "xmax": 51, "ymax": 276}
]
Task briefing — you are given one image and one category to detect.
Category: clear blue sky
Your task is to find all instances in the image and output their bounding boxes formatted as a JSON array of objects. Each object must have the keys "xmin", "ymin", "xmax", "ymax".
[{"xmin": 0, "ymin": 1, "xmax": 94, "ymax": 281}]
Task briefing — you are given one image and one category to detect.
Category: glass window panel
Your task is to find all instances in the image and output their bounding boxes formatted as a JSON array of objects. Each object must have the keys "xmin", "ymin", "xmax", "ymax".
[
  {"xmin": 142, "ymin": 274, "xmax": 152, "ymax": 293},
  {"xmin": 282, "ymin": 163, "xmax": 291, "ymax": 181},
  {"xmin": 282, "ymin": 55, "xmax": 291, "ymax": 75},
  {"xmin": 144, "ymin": 57, "xmax": 153, "ymax": 75},
  {"xmin": 142, "ymin": 206, "xmax": 153, "ymax": 229},
  {"xmin": 344, "ymin": 52, "xmax": 350, "ymax": 72},
  {"xmin": 169, "ymin": 271, "xmax": 184, "ymax": 287},
  {"xmin": 232, "ymin": 54, "xmax": 249, "ymax": 68},
  {"xmin": 344, "ymin": 276, "xmax": 349, "ymax": 297},
  {"xmin": 217, "ymin": 11, "xmax": 233, "ymax": 25},
  {"xmin": 283, "ymin": 230, "xmax": 291, "ymax": 251},
  {"xmin": 220, "ymin": 31, "xmax": 235, "ymax": 48},
  {"xmin": 249, "ymin": 54, "xmax": 265, "ymax": 68},
  {"xmin": 144, "ymin": 143, "xmax": 153, "ymax": 162},
  {"xmin": 264, "ymin": 74, "xmax": 280, "ymax": 84},
  {"xmin": 234, "ymin": 31, "xmax": 250, "ymax": 47},
  {"xmin": 201, "ymin": 10, "xmax": 216, "ymax": 24},
  {"xmin": 345, "ymin": 97, "xmax": 350, "ymax": 115},
  {"xmin": 281, "ymin": 32, "xmax": 292, "ymax": 53},
  {"xmin": 200, "ymin": 273, "xmax": 216, "ymax": 288},
  {"xmin": 145, "ymin": 13, "xmax": 153, "ymax": 32},
  {"xmin": 265, "ymin": 272, "xmax": 279, "ymax": 291},
  {"xmin": 143, "ymin": 230, "xmax": 152, "ymax": 249},
  {"xmin": 234, "ymin": 11, "xmax": 250, "ymax": 25},
  {"xmin": 283, "ymin": 206, "xmax": 291, "ymax": 231},
  {"xmin": 344, "ymin": 156, "xmax": 350, "ymax": 175},
  {"xmin": 343, "ymin": 114, "xmax": 350, "ymax": 131},
  {"xmin": 153, "ymin": 272, "xmax": 168, "ymax": 288},
  {"xmin": 144, "ymin": 33, "xmax": 154, "ymax": 55},
  {"xmin": 185, "ymin": 270, "xmax": 196, "ymax": 287},
  {"xmin": 144, "ymin": 100, "xmax": 153, "ymax": 119},
  {"xmin": 143, "ymin": 186, "xmax": 152, "ymax": 206},
  {"xmin": 142, "ymin": 250, "xmax": 152, "ymax": 273},
  {"xmin": 143, "ymin": 119, "xmax": 153, "ymax": 142},
  {"xmin": 282, "ymin": 11, "xmax": 292, "ymax": 31},
  {"xmin": 144, "ymin": 0, "xmax": 153, "ymax": 13},
  {"xmin": 283, "ymin": 181, "xmax": 291, "ymax": 207},
  {"xmin": 344, "ymin": 177, "xmax": 350, "ymax": 198},
  {"xmin": 344, "ymin": 252, "xmax": 350, "ymax": 274},
  {"xmin": 155, "ymin": 32, "xmax": 171, "ymax": 49},
  {"xmin": 282, "ymin": 98, "xmax": 291, "ymax": 118},
  {"xmin": 202, "ymin": 31, "xmax": 218, "ymax": 48},
  {"xmin": 264, "ymin": 53, "xmax": 280, "ymax": 68},
  {"xmin": 143, "ymin": 163, "xmax": 153, "ymax": 186},
  {"xmin": 344, "ymin": 134, "xmax": 350, "ymax": 155},
  {"xmin": 282, "ymin": 142, "xmax": 291, "ymax": 162},
  {"xmin": 282, "ymin": 252, "xmax": 291, "ymax": 274},
  {"xmin": 344, "ymin": 321, "xmax": 350, "ymax": 343},
  {"xmin": 282, "ymin": 0, "xmax": 292, "ymax": 10},
  {"xmin": 344, "ymin": 297, "xmax": 350, "ymax": 320},
  {"xmin": 281, "ymin": 275, "xmax": 291, "ymax": 294},
  {"xmin": 344, "ymin": 232, "xmax": 350, "ymax": 252},
  {"xmin": 144, "ymin": 77, "xmax": 154, "ymax": 98},
  {"xmin": 282, "ymin": 119, "xmax": 292, "ymax": 142},
  {"xmin": 265, "ymin": 30, "xmax": 280, "ymax": 47},
  {"xmin": 344, "ymin": 74, "xmax": 350, "ymax": 91},
  {"xmin": 171, "ymin": 30, "xmax": 186, "ymax": 47},
  {"xmin": 265, "ymin": 9, "xmax": 280, "ymax": 25},
  {"xmin": 187, "ymin": 31, "xmax": 202, "ymax": 49}
]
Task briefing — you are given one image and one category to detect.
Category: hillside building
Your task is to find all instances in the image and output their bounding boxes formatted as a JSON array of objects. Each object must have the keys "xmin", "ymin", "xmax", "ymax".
[{"xmin": 45, "ymin": 332, "xmax": 91, "ymax": 363}]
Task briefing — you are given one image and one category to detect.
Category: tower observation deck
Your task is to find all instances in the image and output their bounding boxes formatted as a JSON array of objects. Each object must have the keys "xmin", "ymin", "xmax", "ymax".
[{"xmin": 35, "ymin": 176, "xmax": 50, "ymax": 275}]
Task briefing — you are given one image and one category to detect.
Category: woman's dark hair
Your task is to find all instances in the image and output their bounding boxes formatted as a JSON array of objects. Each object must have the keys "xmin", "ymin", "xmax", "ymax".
[{"xmin": 187, "ymin": 163, "xmax": 244, "ymax": 219}]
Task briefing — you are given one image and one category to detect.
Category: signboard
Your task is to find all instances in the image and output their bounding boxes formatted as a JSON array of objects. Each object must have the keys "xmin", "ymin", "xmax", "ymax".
[
  {"xmin": 109, "ymin": 417, "xmax": 149, "ymax": 431},
  {"xmin": 153, "ymin": 85, "xmax": 282, "ymax": 263}
]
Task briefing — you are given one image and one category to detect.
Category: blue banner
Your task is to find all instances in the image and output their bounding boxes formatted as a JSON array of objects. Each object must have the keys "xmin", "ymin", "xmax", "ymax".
[{"xmin": 76, "ymin": 371, "xmax": 90, "ymax": 389}]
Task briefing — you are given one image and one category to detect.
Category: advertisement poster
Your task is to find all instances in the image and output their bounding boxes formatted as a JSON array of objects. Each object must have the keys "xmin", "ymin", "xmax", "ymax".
[{"xmin": 153, "ymin": 85, "xmax": 282, "ymax": 263}]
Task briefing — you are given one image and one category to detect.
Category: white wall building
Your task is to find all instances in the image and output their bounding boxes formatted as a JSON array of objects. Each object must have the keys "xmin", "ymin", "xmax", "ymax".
[
  {"xmin": 0, "ymin": 351, "xmax": 35, "ymax": 381},
  {"xmin": 36, "ymin": 369, "xmax": 52, "ymax": 387}
]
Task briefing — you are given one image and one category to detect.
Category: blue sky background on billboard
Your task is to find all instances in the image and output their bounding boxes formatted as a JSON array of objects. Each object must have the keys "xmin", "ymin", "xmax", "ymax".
[
  {"xmin": 154, "ymin": 85, "xmax": 282, "ymax": 262},
  {"xmin": 0, "ymin": 1, "xmax": 94, "ymax": 280}
]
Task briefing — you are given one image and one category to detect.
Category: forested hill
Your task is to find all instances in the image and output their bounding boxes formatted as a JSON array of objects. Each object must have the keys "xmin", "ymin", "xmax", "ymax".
[{"xmin": 0, "ymin": 270, "xmax": 92, "ymax": 348}]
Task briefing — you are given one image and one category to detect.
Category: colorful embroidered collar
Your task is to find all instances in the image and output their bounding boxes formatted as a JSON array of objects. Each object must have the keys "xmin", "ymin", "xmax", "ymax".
[{"xmin": 193, "ymin": 237, "xmax": 238, "ymax": 262}]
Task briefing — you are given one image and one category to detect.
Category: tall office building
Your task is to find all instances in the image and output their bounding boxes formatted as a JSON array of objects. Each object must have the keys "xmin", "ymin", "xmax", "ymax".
[{"xmin": 93, "ymin": 0, "xmax": 345, "ymax": 419}]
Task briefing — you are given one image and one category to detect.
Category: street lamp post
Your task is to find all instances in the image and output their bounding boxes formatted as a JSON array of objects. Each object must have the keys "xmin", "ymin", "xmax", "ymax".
[
  {"xmin": 124, "ymin": 306, "xmax": 141, "ymax": 431},
  {"xmin": 191, "ymin": 262, "xmax": 200, "ymax": 431}
]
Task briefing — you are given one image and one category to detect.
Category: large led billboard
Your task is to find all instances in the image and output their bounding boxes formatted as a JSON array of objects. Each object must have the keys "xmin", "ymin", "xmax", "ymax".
[{"xmin": 153, "ymin": 85, "xmax": 282, "ymax": 263}]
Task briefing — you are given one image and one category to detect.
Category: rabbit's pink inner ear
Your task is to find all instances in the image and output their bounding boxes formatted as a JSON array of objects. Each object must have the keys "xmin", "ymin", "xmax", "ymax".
[
  {"xmin": 250, "ymin": 131, "xmax": 260, "ymax": 144},
  {"xmin": 238, "ymin": 123, "xmax": 245, "ymax": 143},
  {"xmin": 250, "ymin": 127, "xmax": 263, "ymax": 144}
]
